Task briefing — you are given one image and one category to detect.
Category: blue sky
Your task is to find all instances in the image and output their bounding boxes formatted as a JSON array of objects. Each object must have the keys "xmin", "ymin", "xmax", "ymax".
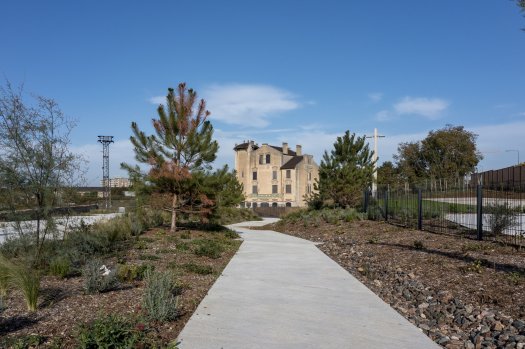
[{"xmin": 1, "ymin": 0, "xmax": 524, "ymax": 185}]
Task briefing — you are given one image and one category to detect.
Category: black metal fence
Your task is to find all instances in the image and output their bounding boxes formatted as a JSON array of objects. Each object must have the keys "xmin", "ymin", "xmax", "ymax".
[{"xmin": 364, "ymin": 182, "xmax": 525, "ymax": 248}]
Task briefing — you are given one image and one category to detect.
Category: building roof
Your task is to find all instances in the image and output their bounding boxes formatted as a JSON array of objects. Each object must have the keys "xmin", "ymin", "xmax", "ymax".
[
  {"xmin": 281, "ymin": 156, "xmax": 304, "ymax": 170},
  {"xmin": 233, "ymin": 142, "xmax": 259, "ymax": 151},
  {"xmin": 269, "ymin": 145, "xmax": 297, "ymax": 156}
]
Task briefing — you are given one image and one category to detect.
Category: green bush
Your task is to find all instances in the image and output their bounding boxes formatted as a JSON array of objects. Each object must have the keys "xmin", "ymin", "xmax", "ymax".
[
  {"xmin": 486, "ymin": 203, "xmax": 519, "ymax": 235},
  {"xmin": 0, "ymin": 334, "xmax": 46, "ymax": 349},
  {"xmin": 76, "ymin": 315, "xmax": 147, "ymax": 349},
  {"xmin": 223, "ymin": 229, "xmax": 240, "ymax": 239},
  {"xmin": 193, "ymin": 239, "xmax": 224, "ymax": 259},
  {"xmin": 211, "ymin": 207, "xmax": 261, "ymax": 225},
  {"xmin": 117, "ymin": 264, "xmax": 153, "ymax": 282},
  {"xmin": 138, "ymin": 254, "xmax": 161, "ymax": 261},
  {"xmin": 49, "ymin": 255, "xmax": 72, "ymax": 278},
  {"xmin": 0, "ymin": 255, "xmax": 40, "ymax": 311},
  {"xmin": 83, "ymin": 259, "xmax": 119, "ymax": 294},
  {"xmin": 413, "ymin": 240, "xmax": 424, "ymax": 250},
  {"xmin": 142, "ymin": 269, "xmax": 179, "ymax": 322}
]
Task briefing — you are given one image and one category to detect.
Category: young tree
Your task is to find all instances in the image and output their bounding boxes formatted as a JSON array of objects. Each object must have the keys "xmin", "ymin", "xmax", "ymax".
[
  {"xmin": 123, "ymin": 83, "xmax": 218, "ymax": 233},
  {"xmin": 0, "ymin": 81, "xmax": 83, "ymax": 260},
  {"xmin": 377, "ymin": 161, "xmax": 402, "ymax": 189},
  {"xmin": 310, "ymin": 130, "xmax": 375, "ymax": 208},
  {"xmin": 394, "ymin": 125, "xmax": 482, "ymax": 183}
]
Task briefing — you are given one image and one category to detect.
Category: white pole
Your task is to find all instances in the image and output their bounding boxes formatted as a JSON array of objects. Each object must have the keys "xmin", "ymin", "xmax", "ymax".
[{"xmin": 372, "ymin": 128, "xmax": 378, "ymax": 196}]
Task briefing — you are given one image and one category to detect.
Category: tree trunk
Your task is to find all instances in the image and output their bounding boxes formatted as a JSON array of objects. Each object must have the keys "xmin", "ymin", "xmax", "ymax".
[{"xmin": 170, "ymin": 193, "xmax": 177, "ymax": 233}]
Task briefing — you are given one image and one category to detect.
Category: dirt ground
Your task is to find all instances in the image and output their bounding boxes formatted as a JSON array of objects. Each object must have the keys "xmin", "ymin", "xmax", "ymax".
[
  {"xmin": 264, "ymin": 218, "xmax": 525, "ymax": 348},
  {"xmin": 0, "ymin": 227, "xmax": 241, "ymax": 347}
]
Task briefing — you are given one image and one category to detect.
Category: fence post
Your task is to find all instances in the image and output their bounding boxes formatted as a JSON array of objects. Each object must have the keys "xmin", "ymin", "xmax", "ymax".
[
  {"xmin": 384, "ymin": 190, "xmax": 389, "ymax": 222},
  {"xmin": 417, "ymin": 188, "xmax": 423, "ymax": 230},
  {"xmin": 476, "ymin": 184, "xmax": 483, "ymax": 240}
]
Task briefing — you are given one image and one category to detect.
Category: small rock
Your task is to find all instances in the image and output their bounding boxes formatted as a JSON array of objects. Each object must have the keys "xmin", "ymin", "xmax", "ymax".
[
  {"xmin": 408, "ymin": 272, "xmax": 416, "ymax": 279},
  {"xmin": 512, "ymin": 320, "xmax": 525, "ymax": 330},
  {"xmin": 419, "ymin": 302, "xmax": 430, "ymax": 309},
  {"xmin": 493, "ymin": 321, "xmax": 505, "ymax": 332}
]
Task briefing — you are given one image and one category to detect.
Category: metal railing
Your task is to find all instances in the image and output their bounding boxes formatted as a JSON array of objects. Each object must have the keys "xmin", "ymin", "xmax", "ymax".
[{"xmin": 364, "ymin": 181, "xmax": 525, "ymax": 248}]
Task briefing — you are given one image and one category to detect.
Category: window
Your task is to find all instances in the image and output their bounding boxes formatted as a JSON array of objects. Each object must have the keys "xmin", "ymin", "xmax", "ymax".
[
  {"xmin": 261, "ymin": 202, "xmax": 269, "ymax": 207},
  {"xmin": 285, "ymin": 184, "xmax": 292, "ymax": 194},
  {"xmin": 253, "ymin": 171, "xmax": 257, "ymax": 180},
  {"xmin": 285, "ymin": 202, "xmax": 292, "ymax": 207},
  {"xmin": 286, "ymin": 170, "xmax": 291, "ymax": 179},
  {"xmin": 266, "ymin": 154, "xmax": 271, "ymax": 164},
  {"xmin": 272, "ymin": 185, "xmax": 278, "ymax": 194},
  {"xmin": 308, "ymin": 172, "xmax": 311, "ymax": 180},
  {"xmin": 259, "ymin": 155, "xmax": 264, "ymax": 164},
  {"xmin": 272, "ymin": 171, "xmax": 277, "ymax": 180},
  {"xmin": 241, "ymin": 171, "xmax": 244, "ymax": 178},
  {"xmin": 253, "ymin": 202, "xmax": 258, "ymax": 208},
  {"xmin": 272, "ymin": 202, "xmax": 278, "ymax": 207},
  {"xmin": 252, "ymin": 185, "xmax": 257, "ymax": 194}
]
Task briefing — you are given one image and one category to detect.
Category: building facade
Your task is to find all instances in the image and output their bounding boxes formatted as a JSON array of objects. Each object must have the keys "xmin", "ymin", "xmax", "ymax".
[
  {"xmin": 100, "ymin": 177, "xmax": 131, "ymax": 188},
  {"xmin": 234, "ymin": 141, "xmax": 319, "ymax": 207}
]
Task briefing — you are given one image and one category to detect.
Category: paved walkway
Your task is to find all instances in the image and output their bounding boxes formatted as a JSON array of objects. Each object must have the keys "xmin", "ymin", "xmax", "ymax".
[{"xmin": 177, "ymin": 218, "xmax": 440, "ymax": 349}]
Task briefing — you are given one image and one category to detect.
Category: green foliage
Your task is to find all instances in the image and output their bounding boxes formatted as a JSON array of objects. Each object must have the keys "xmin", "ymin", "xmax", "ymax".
[
  {"xmin": 212, "ymin": 207, "xmax": 261, "ymax": 225},
  {"xmin": 83, "ymin": 260, "xmax": 119, "ymax": 294},
  {"xmin": 394, "ymin": 125, "xmax": 482, "ymax": 182},
  {"xmin": 49, "ymin": 255, "xmax": 72, "ymax": 278},
  {"xmin": 76, "ymin": 315, "xmax": 147, "ymax": 349},
  {"xmin": 0, "ymin": 255, "xmax": 40, "ymax": 311},
  {"xmin": 280, "ymin": 208, "xmax": 364, "ymax": 226},
  {"xmin": 175, "ymin": 241, "xmax": 191, "ymax": 251},
  {"xmin": 138, "ymin": 254, "xmax": 161, "ymax": 261},
  {"xmin": 122, "ymin": 83, "xmax": 219, "ymax": 233},
  {"xmin": 486, "ymin": 203, "xmax": 519, "ymax": 235},
  {"xmin": 1, "ymin": 334, "xmax": 46, "ymax": 349},
  {"xmin": 413, "ymin": 240, "xmax": 424, "ymax": 250},
  {"xmin": 117, "ymin": 263, "xmax": 154, "ymax": 282},
  {"xmin": 193, "ymin": 239, "xmax": 224, "ymax": 259},
  {"xmin": 0, "ymin": 82, "xmax": 83, "ymax": 261},
  {"xmin": 182, "ymin": 262, "xmax": 214, "ymax": 275},
  {"xmin": 310, "ymin": 130, "xmax": 375, "ymax": 208},
  {"xmin": 142, "ymin": 269, "xmax": 179, "ymax": 322}
]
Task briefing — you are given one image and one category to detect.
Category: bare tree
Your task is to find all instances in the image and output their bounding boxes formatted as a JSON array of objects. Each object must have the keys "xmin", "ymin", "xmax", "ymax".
[{"xmin": 0, "ymin": 81, "xmax": 84, "ymax": 261}]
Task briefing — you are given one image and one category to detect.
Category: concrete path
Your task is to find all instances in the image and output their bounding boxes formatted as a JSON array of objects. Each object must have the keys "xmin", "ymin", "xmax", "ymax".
[{"xmin": 177, "ymin": 218, "xmax": 440, "ymax": 349}]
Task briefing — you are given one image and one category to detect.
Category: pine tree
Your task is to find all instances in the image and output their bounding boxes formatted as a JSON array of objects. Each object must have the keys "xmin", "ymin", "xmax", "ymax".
[
  {"xmin": 310, "ymin": 130, "xmax": 375, "ymax": 208},
  {"xmin": 123, "ymin": 83, "xmax": 218, "ymax": 233}
]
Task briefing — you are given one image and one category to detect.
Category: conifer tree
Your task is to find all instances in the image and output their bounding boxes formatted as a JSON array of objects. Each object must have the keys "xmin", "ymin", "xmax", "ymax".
[
  {"xmin": 123, "ymin": 83, "xmax": 218, "ymax": 233},
  {"xmin": 310, "ymin": 130, "xmax": 375, "ymax": 208}
]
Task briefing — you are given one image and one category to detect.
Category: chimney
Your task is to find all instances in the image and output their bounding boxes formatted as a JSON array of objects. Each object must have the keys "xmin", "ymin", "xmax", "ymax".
[
  {"xmin": 282, "ymin": 142, "xmax": 288, "ymax": 155},
  {"xmin": 296, "ymin": 145, "xmax": 302, "ymax": 156}
]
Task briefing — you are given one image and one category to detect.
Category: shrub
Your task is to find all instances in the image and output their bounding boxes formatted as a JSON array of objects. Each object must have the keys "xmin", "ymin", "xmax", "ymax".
[
  {"xmin": 223, "ymin": 229, "xmax": 240, "ymax": 239},
  {"xmin": 117, "ymin": 264, "xmax": 153, "ymax": 282},
  {"xmin": 142, "ymin": 269, "xmax": 179, "ymax": 322},
  {"xmin": 0, "ymin": 255, "xmax": 40, "ymax": 311},
  {"xmin": 76, "ymin": 315, "xmax": 146, "ymax": 349},
  {"xmin": 138, "ymin": 254, "xmax": 161, "ymax": 261},
  {"xmin": 182, "ymin": 263, "xmax": 214, "ymax": 275},
  {"xmin": 49, "ymin": 256, "xmax": 72, "ymax": 278},
  {"xmin": 413, "ymin": 240, "xmax": 424, "ymax": 250},
  {"xmin": 175, "ymin": 241, "xmax": 190, "ymax": 251},
  {"xmin": 193, "ymin": 239, "xmax": 224, "ymax": 259},
  {"xmin": 486, "ymin": 203, "xmax": 519, "ymax": 235},
  {"xmin": 83, "ymin": 260, "xmax": 119, "ymax": 294}
]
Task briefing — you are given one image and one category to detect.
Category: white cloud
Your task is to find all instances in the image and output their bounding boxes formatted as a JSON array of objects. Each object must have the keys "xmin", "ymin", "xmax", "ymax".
[
  {"xmin": 148, "ymin": 96, "xmax": 165, "ymax": 105},
  {"xmin": 375, "ymin": 110, "xmax": 393, "ymax": 122},
  {"xmin": 202, "ymin": 84, "xmax": 300, "ymax": 127},
  {"xmin": 368, "ymin": 92, "xmax": 383, "ymax": 103},
  {"xmin": 394, "ymin": 97, "xmax": 449, "ymax": 119}
]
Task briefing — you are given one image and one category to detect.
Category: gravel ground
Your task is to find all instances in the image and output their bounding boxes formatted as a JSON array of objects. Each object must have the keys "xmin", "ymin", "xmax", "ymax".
[{"xmin": 265, "ymin": 219, "xmax": 525, "ymax": 349}]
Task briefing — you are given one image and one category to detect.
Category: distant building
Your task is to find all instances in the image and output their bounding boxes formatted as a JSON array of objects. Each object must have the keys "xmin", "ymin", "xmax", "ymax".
[
  {"xmin": 234, "ymin": 141, "xmax": 319, "ymax": 207},
  {"xmin": 100, "ymin": 177, "xmax": 131, "ymax": 188}
]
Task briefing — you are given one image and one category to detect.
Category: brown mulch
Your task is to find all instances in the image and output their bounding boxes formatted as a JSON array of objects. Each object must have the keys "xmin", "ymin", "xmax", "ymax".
[
  {"xmin": 0, "ymin": 227, "xmax": 241, "ymax": 347},
  {"xmin": 265, "ymin": 219, "xmax": 525, "ymax": 322}
]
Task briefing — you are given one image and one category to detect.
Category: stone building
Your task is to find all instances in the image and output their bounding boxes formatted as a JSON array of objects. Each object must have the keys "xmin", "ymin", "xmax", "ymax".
[{"xmin": 234, "ymin": 141, "xmax": 319, "ymax": 207}]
